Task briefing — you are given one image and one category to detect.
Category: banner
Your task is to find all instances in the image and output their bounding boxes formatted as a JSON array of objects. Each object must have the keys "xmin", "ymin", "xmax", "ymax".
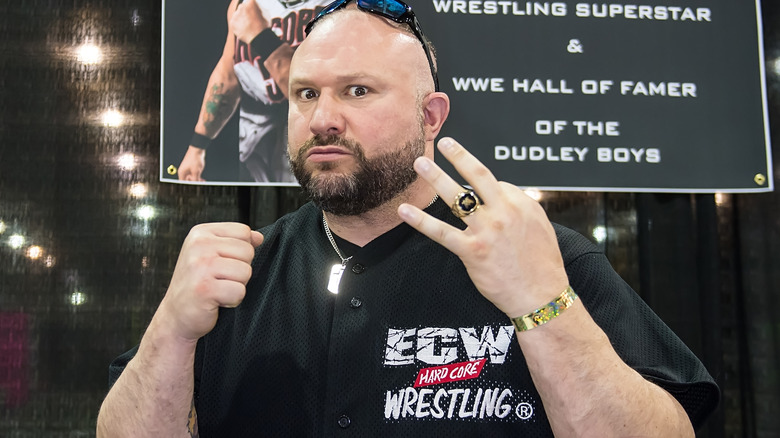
[{"xmin": 160, "ymin": 0, "xmax": 773, "ymax": 192}]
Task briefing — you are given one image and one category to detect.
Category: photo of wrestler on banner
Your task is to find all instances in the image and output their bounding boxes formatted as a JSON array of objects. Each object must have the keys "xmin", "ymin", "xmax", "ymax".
[{"xmin": 161, "ymin": 0, "xmax": 331, "ymax": 185}]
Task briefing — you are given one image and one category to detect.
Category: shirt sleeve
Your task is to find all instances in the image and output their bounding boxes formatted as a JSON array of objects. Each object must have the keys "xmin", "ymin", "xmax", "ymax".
[
  {"xmin": 107, "ymin": 339, "xmax": 205, "ymax": 405},
  {"xmin": 554, "ymin": 224, "xmax": 720, "ymax": 429},
  {"xmin": 108, "ymin": 345, "xmax": 138, "ymax": 389}
]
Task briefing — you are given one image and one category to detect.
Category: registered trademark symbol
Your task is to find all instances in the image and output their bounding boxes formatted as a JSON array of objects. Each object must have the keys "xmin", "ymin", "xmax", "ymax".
[{"xmin": 516, "ymin": 402, "xmax": 534, "ymax": 420}]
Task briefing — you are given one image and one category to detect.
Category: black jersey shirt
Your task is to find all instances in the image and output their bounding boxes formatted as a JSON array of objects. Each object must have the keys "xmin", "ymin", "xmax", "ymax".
[{"xmin": 109, "ymin": 199, "xmax": 718, "ymax": 437}]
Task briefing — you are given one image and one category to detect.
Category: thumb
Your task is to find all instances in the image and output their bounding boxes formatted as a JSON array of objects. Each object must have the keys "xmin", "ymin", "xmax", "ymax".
[{"xmin": 250, "ymin": 230, "xmax": 264, "ymax": 248}]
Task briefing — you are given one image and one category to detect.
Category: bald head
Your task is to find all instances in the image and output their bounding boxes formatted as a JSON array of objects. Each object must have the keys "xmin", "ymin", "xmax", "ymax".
[{"xmin": 292, "ymin": 7, "xmax": 436, "ymax": 96}]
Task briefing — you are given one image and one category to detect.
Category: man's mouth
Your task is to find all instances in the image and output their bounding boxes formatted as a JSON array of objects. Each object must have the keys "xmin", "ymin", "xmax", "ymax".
[{"xmin": 306, "ymin": 146, "xmax": 353, "ymax": 163}]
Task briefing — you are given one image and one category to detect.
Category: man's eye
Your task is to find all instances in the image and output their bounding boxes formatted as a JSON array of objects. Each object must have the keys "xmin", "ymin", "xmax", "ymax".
[
  {"xmin": 348, "ymin": 86, "xmax": 368, "ymax": 97},
  {"xmin": 297, "ymin": 89, "xmax": 318, "ymax": 100}
]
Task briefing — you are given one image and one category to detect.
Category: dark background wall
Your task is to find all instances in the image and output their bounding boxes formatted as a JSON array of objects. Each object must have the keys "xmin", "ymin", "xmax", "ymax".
[{"xmin": 0, "ymin": 1, "xmax": 778, "ymax": 436}]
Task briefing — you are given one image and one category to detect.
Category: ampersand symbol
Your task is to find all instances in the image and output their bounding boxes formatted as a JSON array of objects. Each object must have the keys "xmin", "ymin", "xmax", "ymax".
[{"xmin": 567, "ymin": 39, "xmax": 583, "ymax": 54}]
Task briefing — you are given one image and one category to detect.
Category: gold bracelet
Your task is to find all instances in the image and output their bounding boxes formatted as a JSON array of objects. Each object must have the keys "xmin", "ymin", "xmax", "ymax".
[{"xmin": 510, "ymin": 286, "xmax": 578, "ymax": 332}]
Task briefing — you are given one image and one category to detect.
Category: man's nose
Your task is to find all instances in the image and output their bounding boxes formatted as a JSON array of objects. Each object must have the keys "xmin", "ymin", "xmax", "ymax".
[{"xmin": 309, "ymin": 93, "xmax": 346, "ymax": 136}]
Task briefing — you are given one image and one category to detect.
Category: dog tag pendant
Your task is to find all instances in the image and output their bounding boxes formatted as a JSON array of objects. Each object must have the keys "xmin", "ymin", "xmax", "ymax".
[{"xmin": 328, "ymin": 262, "xmax": 346, "ymax": 294}]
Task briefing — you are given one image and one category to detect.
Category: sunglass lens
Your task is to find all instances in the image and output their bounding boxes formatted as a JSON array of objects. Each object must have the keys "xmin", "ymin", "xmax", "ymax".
[
  {"xmin": 358, "ymin": 0, "xmax": 408, "ymax": 18},
  {"xmin": 323, "ymin": 0, "xmax": 347, "ymax": 16}
]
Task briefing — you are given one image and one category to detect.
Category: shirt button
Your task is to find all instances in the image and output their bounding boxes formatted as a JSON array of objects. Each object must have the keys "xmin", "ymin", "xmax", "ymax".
[
  {"xmin": 350, "ymin": 297, "xmax": 362, "ymax": 308},
  {"xmin": 337, "ymin": 415, "xmax": 351, "ymax": 428},
  {"xmin": 351, "ymin": 264, "xmax": 366, "ymax": 274}
]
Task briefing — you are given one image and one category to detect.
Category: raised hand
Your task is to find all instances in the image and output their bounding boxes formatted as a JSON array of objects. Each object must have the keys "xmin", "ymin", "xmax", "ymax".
[
  {"xmin": 398, "ymin": 137, "xmax": 570, "ymax": 318},
  {"xmin": 230, "ymin": 1, "xmax": 270, "ymax": 44},
  {"xmin": 156, "ymin": 223, "xmax": 263, "ymax": 341}
]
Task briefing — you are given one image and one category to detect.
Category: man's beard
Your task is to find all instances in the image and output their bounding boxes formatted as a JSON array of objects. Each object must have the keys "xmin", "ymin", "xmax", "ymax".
[{"xmin": 290, "ymin": 130, "xmax": 426, "ymax": 216}]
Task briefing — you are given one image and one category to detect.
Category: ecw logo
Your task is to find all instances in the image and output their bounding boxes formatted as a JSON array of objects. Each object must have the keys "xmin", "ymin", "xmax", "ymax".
[{"xmin": 384, "ymin": 326, "xmax": 514, "ymax": 366}]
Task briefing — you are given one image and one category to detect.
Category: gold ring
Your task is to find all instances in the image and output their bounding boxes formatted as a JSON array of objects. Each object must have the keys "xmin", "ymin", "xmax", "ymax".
[{"xmin": 451, "ymin": 189, "xmax": 481, "ymax": 218}]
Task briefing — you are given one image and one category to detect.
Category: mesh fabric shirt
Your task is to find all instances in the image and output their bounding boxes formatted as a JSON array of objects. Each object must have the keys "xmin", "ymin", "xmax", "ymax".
[{"xmin": 109, "ymin": 199, "xmax": 719, "ymax": 436}]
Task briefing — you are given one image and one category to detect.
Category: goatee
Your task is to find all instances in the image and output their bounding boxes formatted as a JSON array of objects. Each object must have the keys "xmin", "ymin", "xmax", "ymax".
[{"xmin": 290, "ymin": 133, "xmax": 425, "ymax": 216}]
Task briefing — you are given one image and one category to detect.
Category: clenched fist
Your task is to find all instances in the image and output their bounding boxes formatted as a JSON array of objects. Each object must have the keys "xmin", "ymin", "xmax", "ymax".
[
  {"xmin": 156, "ymin": 223, "xmax": 263, "ymax": 341},
  {"xmin": 230, "ymin": 1, "xmax": 270, "ymax": 44},
  {"xmin": 178, "ymin": 146, "xmax": 207, "ymax": 182}
]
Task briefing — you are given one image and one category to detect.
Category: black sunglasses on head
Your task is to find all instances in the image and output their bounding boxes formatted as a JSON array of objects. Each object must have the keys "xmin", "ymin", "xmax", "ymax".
[{"xmin": 304, "ymin": 0, "xmax": 440, "ymax": 92}]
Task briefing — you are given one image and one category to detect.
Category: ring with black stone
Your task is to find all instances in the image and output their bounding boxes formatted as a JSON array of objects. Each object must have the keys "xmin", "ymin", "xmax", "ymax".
[{"xmin": 451, "ymin": 189, "xmax": 481, "ymax": 218}]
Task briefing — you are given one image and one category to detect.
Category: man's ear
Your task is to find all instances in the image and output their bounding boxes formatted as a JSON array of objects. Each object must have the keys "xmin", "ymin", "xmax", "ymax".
[{"xmin": 422, "ymin": 92, "xmax": 450, "ymax": 141}]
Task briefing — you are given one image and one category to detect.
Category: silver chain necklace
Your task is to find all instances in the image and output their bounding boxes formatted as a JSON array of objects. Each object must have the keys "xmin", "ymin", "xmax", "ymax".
[
  {"xmin": 323, "ymin": 194, "xmax": 438, "ymax": 294},
  {"xmin": 323, "ymin": 215, "xmax": 352, "ymax": 265}
]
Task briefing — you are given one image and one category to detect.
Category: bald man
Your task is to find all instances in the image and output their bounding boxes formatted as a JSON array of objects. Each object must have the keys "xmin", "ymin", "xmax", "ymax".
[{"xmin": 98, "ymin": 1, "xmax": 718, "ymax": 436}]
